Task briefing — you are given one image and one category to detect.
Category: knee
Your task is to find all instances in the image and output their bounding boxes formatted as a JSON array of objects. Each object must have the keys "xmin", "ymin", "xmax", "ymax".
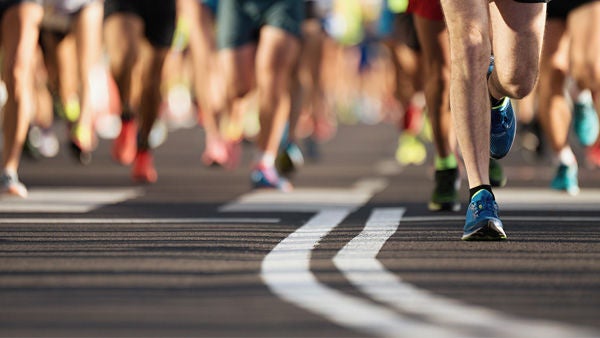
[{"xmin": 497, "ymin": 68, "xmax": 538, "ymax": 99}]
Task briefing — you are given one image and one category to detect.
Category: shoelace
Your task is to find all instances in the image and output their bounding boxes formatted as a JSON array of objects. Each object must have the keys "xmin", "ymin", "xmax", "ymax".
[{"xmin": 469, "ymin": 197, "xmax": 498, "ymax": 218}]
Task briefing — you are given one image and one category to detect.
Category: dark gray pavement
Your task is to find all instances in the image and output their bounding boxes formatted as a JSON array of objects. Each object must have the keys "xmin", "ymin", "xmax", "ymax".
[{"xmin": 1, "ymin": 122, "xmax": 599, "ymax": 337}]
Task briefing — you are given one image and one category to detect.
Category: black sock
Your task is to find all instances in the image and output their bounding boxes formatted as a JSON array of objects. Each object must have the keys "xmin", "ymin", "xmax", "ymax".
[
  {"xmin": 469, "ymin": 185, "xmax": 494, "ymax": 200},
  {"xmin": 121, "ymin": 105, "xmax": 135, "ymax": 122},
  {"xmin": 490, "ymin": 94, "xmax": 503, "ymax": 107},
  {"xmin": 137, "ymin": 133, "xmax": 149, "ymax": 152}
]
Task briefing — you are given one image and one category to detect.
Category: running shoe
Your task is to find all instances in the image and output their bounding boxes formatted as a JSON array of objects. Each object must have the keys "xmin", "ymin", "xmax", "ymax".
[
  {"xmin": 132, "ymin": 150, "xmax": 158, "ymax": 183},
  {"xmin": 0, "ymin": 171, "xmax": 28, "ymax": 198},
  {"xmin": 250, "ymin": 164, "xmax": 293, "ymax": 192},
  {"xmin": 395, "ymin": 133, "xmax": 427, "ymax": 166},
  {"xmin": 490, "ymin": 96, "xmax": 517, "ymax": 159},
  {"xmin": 489, "ymin": 158, "xmax": 507, "ymax": 188},
  {"xmin": 573, "ymin": 101, "xmax": 599, "ymax": 147},
  {"xmin": 587, "ymin": 141, "xmax": 600, "ymax": 168},
  {"xmin": 25, "ymin": 126, "xmax": 61, "ymax": 160},
  {"xmin": 550, "ymin": 163, "xmax": 579, "ymax": 196},
  {"xmin": 428, "ymin": 168, "xmax": 461, "ymax": 212},
  {"xmin": 488, "ymin": 57, "xmax": 516, "ymax": 159},
  {"xmin": 462, "ymin": 189, "xmax": 507, "ymax": 241},
  {"xmin": 275, "ymin": 142, "xmax": 305, "ymax": 177},
  {"xmin": 69, "ymin": 123, "xmax": 96, "ymax": 165},
  {"xmin": 202, "ymin": 137, "xmax": 229, "ymax": 168},
  {"xmin": 112, "ymin": 119, "xmax": 137, "ymax": 165}
]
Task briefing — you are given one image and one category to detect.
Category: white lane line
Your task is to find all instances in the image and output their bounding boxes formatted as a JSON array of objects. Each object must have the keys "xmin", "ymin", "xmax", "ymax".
[
  {"xmin": 229, "ymin": 179, "xmax": 456, "ymax": 337},
  {"xmin": 334, "ymin": 208, "xmax": 598, "ymax": 338},
  {"xmin": 220, "ymin": 178, "xmax": 388, "ymax": 213},
  {"xmin": 0, "ymin": 188, "xmax": 142, "ymax": 213},
  {"xmin": 262, "ymin": 209, "xmax": 453, "ymax": 338},
  {"xmin": 0, "ymin": 218, "xmax": 280, "ymax": 224}
]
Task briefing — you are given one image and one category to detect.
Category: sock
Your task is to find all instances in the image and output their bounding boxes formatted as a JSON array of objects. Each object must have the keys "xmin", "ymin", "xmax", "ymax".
[
  {"xmin": 256, "ymin": 152, "xmax": 275, "ymax": 167},
  {"xmin": 435, "ymin": 154, "xmax": 458, "ymax": 170},
  {"xmin": 490, "ymin": 94, "xmax": 504, "ymax": 108},
  {"xmin": 558, "ymin": 147, "xmax": 576, "ymax": 166},
  {"xmin": 469, "ymin": 185, "xmax": 493, "ymax": 200},
  {"xmin": 576, "ymin": 89, "xmax": 593, "ymax": 105},
  {"xmin": 122, "ymin": 105, "xmax": 135, "ymax": 122},
  {"xmin": 2, "ymin": 168, "xmax": 17, "ymax": 178},
  {"xmin": 137, "ymin": 133, "xmax": 149, "ymax": 152}
]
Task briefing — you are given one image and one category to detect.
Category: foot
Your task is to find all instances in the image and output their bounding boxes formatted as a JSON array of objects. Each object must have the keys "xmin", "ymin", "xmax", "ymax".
[
  {"xmin": 132, "ymin": 150, "xmax": 158, "ymax": 183},
  {"xmin": 250, "ymin": 164, "xmax": 292, "ymax": 192},
  {"xmin": 112, "ymin": 119, "xmax": 137, "ymax": 165},
  {"xmin": 489, "ymin": 158, "xmax": 507, "ymax": 188},
  {"xmin": 490, "ymin": 97, "xmax": 517, "ymax": 159},
  {"xmin": 70, "ymin": 122, "xmax": 96, "ymax": 165},
  {"xmin": 573, "ymin": 101, "xmax": 599, "ymax": 147},
  {"xmin": 0, "ymin": 171, "xmax": 28, "ymax": 198},
  {"xmin": 488, "ymin": 57, "xmax": 516, "ymax": 160},
  {"xmin": 428, "ymin": 168, "xmax": 461, "ymax": 212},
  {"xmin": 395, "ymin": 133, "xmax": 427, "ymax": 166},
  {"xmin": 276, "ymin": 142, "xmax": 305, "ymax": 177},
  {"xmin": 462, "ymin": 189, "xmax": 507, "ymax": 241},
  {"xmin": 551, "ymin": 163, "xmax": 579, "ymax": 196}
]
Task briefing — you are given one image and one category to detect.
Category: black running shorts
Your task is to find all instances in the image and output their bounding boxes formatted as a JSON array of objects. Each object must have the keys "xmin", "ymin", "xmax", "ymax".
[{"xmin": 104, "ymin": 0, "xmax": 176, "ymax": 48}]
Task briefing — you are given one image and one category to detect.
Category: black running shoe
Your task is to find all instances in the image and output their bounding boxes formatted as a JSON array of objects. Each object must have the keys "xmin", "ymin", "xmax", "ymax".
[{"xmin": 428, "ymin": 168, "xmax": 461, "ymax": 212}]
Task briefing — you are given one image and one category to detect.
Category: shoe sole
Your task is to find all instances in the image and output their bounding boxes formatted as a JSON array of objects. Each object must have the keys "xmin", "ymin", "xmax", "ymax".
[
  {"xmin": 428, "ymin": 201, "xmax": 460, "ymax": 212},
  {"xmin": 462, "ymin": 219, "xmax": 507, "ymax": 241}
]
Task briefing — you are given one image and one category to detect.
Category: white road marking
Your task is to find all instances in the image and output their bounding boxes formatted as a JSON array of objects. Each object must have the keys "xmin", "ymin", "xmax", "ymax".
[
  {"xmin": 262, "ymin": 209, "xmax": 452, "ymax": 338},
  {"xmin": 0, "ymin": 188, "xmax": 143, "ymax": 213},
  {"xmin": 220, "ymin": 178, "xmax": 388, "ymax": 213},
  {"xmin": 334, "ymin": 208, "xmax": 597, "ymax": 338},
  {"xmin": 225, "ymin": 180, "xmax": 455, "ymax": 337},
  {"xmin": 0, "ymin": 218, "xmax": 279, "ymax": 224}
]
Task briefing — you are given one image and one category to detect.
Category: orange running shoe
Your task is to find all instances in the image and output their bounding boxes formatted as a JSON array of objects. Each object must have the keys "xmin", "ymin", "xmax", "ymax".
[
  {"xmin": 112, "ymin": 119, "xmax": 137, "ymax": 165},
  {"xmin": 132, "ymin": 150, "xmax": 158, "ymax": 183}
]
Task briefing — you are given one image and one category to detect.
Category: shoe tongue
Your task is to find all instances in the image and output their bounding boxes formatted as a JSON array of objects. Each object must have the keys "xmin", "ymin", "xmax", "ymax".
[{"xmin": 472, "ymin": 189, "xmax": 491, "ymax": 200}]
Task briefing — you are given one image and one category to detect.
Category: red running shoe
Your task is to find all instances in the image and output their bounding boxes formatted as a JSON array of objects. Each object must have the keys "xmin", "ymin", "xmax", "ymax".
[
  {"xmin": 112, "ymin": 119, "xmax": 137, "ymax": 165},
  {"xmin": 402, "ymin": 103, "xmax": 423, "ymax": 135},
  {"xmin": 132, "ymin": 150, "xmax": 158, "ymax": 183},
  {"xmin": 587, "ymin": 141, "xmax": 600, "ymax": 168}
]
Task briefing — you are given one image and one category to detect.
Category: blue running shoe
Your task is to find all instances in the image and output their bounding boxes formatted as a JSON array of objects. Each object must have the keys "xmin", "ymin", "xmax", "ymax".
[
  {"xmin": 488, "ymin": 56, "xmax": 516, "ymax": 159},
  {"xmin": 573, "ymin": 101, "xmax": 599, "ymax": 147},
  {"xmin": 251, "ymin": 164, "xmax": 293, "ymax": 192},
  {"xmin": 462, "ymin": 189, "xmax": 507, "ymax": 241},
  {"xmin": 490, "ymin": 97, "xmax": 517, "ymax": 159},
  {"xmin": 551, "ymin": 163, "xmax": 580, "ymax": 196}
]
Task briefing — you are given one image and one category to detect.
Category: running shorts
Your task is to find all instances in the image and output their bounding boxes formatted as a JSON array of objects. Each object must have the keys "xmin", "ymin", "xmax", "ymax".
[
  {"xmin": 217, "ymin": 0, "xmax": 304, "ymax": 49},
  {"xmin": 42, "ymin": 0, "xmax": 100, "ymax": 33},
  {"xmin": 406, "ymin": 0, "xmax": 443, "ymax": 21},
  {"xmin": 104, "ymin": 0, "xmax": 176, "ymax": 48},
  {"xmin": 547, "ymin": 0, "xmax": 596, "ymax": 19}
]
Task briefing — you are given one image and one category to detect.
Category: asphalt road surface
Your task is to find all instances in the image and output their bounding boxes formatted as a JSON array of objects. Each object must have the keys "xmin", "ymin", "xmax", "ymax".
[{"xmin": 1, "ymin": 121, "xmax": 599, "ymax": 337}]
